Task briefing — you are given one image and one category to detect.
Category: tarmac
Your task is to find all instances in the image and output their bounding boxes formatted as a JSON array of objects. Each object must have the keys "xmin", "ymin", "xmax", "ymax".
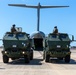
[{"xmin": 0, "ymin": 48, "xmax": 76, "ymax": 75}]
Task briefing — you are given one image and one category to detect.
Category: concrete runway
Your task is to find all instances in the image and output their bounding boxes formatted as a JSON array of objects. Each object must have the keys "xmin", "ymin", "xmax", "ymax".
[{"xmin": 0, "ymin": 48, "xmax": 76, "ymax": 75}]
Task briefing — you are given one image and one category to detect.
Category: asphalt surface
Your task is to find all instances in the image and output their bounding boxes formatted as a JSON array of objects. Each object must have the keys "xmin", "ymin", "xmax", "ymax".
[{"xmin": 0, "ymin": 48, "xmax": 76, "ymax": 75}]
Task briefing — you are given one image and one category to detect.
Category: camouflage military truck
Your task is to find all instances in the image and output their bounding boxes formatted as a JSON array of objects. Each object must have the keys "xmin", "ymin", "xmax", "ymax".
[
  {"xmin": 2, "ymin": 28, "xmax": 33, "ymax": 63},
  {"xmin": 43, "ymin": 33, "xmax": 74, "ymax": 63}
]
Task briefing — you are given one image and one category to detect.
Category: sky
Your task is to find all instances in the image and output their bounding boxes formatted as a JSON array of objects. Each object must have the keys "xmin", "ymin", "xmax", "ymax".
[{"xmin": 0, "ymin": 0, "xmax": 76, "ymax": 46}]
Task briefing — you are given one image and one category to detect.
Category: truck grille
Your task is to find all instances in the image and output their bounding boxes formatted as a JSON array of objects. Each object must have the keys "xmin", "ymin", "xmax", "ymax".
[{"xmin": 11, "ymin": 49, "xmax": 18, "ymax": 52}]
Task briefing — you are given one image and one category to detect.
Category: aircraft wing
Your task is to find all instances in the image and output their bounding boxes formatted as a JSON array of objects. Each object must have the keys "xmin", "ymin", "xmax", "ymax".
[
  {"xmin": 40, "ymin": 6, "xmax": 69, "ymax": 8},
  {"xmin": 8, "ymin": 4, "xmax": 38, "ymax": 8},
  {"xmin": 8, "ymin": 4, "xmax": 69, "ymax": 8}
]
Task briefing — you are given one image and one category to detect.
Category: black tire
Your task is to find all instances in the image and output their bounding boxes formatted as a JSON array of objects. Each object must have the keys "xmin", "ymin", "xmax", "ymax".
[
  {"xmin": 45, "ymin": 54, "xmax": 50, "ymax": 62},
  {"xmin": 11, "ymin": 58, "xmax": 16, "ymax": 60},
  {"xmin": 43, "ymin": 51, "xmax": 45, "ymax": 60},
  {"xmin": 3, "ymin": 55, "xmax": 9, "ymax": 63},
  {"xmin": 65, "ymin": 55, "xmax": 70, "ymax": 63},
  {"xmin": 24, "ymin": 55, "xmax": 30, "ymax": 63},
  {"xmin": 30, "ymin": 51, "xmax": 33, "ymax": 60}
]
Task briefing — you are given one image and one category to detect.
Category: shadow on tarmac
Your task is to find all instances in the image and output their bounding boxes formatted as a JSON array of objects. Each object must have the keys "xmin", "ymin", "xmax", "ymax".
[
  {"xmin": 8, "ymin": 58, "xmax": 43, "ymax": 65},
  {"xmin": 48, "ymin": 58, "xmax": 76, "ymax": 64},
  {"xmin": 7, "ymin": 58, "xmax": 76, "ymax": 65},
  {"xmin": 0, "ymin": 68, "xmax": 5, "ymax": 69}
]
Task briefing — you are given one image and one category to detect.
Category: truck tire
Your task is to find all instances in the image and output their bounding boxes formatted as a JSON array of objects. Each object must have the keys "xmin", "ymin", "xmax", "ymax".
[
  {"xmin": 24, "ymin": 55, "xmax": 30, "ymax": 63},
  {"xmin": 43, "ymin": 51, "xmax": 45, "ymax": 60},
  {"xmin": 45, "ymin": 55, "xmax": 50, "ymax": 62},
  {"xmin": 11, "ymin": 58, "xmax": 16, "ymax": 60},
  {"xmin": 65, "ymin": 55, "xmax": 70, "ymax": 63},
  {"xmin": 3, "ymin": 55, "xmax": 9, "ymax": 63},
  {"xmin": 30, "ymin": 51, "xmax": 33, "ymax": 60}
]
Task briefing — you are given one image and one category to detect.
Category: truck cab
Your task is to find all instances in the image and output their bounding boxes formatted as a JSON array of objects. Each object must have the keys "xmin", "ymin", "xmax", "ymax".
[
  {"xmin": 43, "ymin": 33, "xmax": 74, "ymax": 63},
  {"xmin": 2, "ymin": 28, "xmax": 33, "ymax": 63}
]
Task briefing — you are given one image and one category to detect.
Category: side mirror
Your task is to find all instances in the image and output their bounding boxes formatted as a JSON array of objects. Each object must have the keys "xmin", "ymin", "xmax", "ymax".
[
  {"xmin": 44, "ymin": 39, "xmax": 47, "ymax": 47},
  {"xmin": 0, "ymin": 39, "xmax": 2, "ymax": 41},
  {"xmin": 72, "ymin": 35, "xmax": 74, "ymax": 41},
  {"xmin": 45, "ymin": 44, "xmax": 47, "ymax": 47}
]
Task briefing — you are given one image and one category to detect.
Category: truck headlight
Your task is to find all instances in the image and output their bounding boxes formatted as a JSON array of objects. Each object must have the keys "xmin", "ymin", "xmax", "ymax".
[
  {"xmin": 22, "ymin": 51, "xmax": 25, "ymax": 54},
  {"xmin": 5, "ymin": 51, "xmax": 7, "ymax": 54}
]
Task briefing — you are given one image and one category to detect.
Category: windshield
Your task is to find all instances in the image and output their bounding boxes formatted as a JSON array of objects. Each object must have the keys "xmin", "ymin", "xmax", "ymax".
[
  {"xmin": 7, "ymin": 34, "xmax": 13, "ymax": 37},
  {"xmin": 49, "ymin": 34, "xmax": 68, "ymax": 39},
  {"xmin": 6, "ymin": 33, "xmax": 28, "ymax": 39},
  {"xmin": 51, "ymin": 35, "xmax": 57, "ymax": 38},
  {"xmin": 17, "ymin": 33, "xmax": 25, "ymax": 37},
  {"xmin": 59, "ymin": 34, "xmax": 68, "ymax": 38}
]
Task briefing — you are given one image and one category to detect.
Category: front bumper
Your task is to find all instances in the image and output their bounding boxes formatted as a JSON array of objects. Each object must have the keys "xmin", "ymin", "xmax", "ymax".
[
  {"xmin": 2, "ymin": 50, "xmax": 30, "ymax": 58},
  {"xmin": 46, "ymin": 51, "xmax": 71, "ymax": 57}
]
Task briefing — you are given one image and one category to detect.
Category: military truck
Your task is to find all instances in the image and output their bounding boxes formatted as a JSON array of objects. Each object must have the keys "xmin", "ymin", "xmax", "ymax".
[
  {"xmin": 1, "ymin": 28, "xmax": 33, "ymax": 63},
  {"xmin": 43, "ymin": 33, "xmax": 74, "ymax": 63}
]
